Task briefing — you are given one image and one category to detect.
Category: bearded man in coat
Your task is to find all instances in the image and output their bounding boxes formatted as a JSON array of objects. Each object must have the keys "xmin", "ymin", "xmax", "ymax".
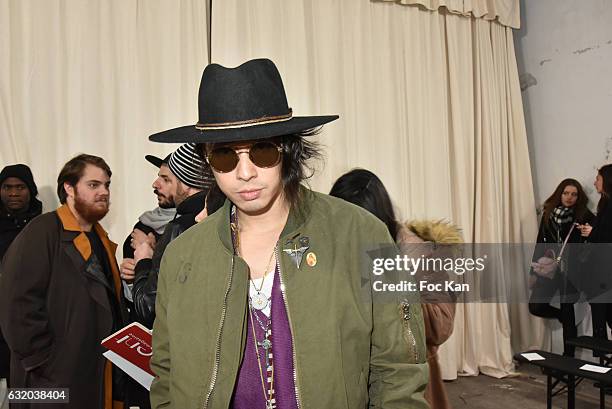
[{"xmin": 0, "ymin": 154, "xmax": 128, "ymax": 409}]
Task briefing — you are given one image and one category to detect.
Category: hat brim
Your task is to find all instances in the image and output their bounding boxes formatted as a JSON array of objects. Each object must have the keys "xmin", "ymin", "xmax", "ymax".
[
  {"xmin": 145, "ymin": 155, "xmax": 164, "ymax": 168},
  {"xmin": 149, "ymin": 115, "xmax": 339, "ymax": 144}
]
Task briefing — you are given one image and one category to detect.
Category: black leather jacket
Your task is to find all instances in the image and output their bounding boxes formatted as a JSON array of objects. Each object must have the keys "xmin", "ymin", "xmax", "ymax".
[{"xmin": 132, "ymin": 191, "xmax": 206, "ymax": 328}]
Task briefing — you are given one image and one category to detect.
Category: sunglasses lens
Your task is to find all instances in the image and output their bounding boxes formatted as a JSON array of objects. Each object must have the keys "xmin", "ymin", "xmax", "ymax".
[
  {"xmin": 209, "ymin": 147, "xmax": 238, "ymax": 173},
  {"xmin": 250, "ymin": 142, "xmax": 281, "ymax": 168}
]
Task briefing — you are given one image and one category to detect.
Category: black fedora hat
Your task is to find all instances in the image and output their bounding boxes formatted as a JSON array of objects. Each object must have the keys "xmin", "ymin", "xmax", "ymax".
[
  {"xmin": 149, "ymin": 59, "xmax": 338, "ymax": 144},
  {"xmin": 145, "ymin": 153, "xmax": 171, "ymax": 168}
]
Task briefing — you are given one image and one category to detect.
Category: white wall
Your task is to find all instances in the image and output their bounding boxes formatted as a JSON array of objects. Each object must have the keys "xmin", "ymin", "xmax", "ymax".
[
  {"xmin": 515, "ymin": 0, "xmax": 612, "ymax": 349},
  {"xmin": 515, "ymin": 0, "xmax": 612, "ymax": 210}
]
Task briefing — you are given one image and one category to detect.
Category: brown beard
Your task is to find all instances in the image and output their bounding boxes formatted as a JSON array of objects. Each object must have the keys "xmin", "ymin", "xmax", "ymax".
[{"xmin": 74, "ymin": 190, "xmax": 109, "ymax": 223}]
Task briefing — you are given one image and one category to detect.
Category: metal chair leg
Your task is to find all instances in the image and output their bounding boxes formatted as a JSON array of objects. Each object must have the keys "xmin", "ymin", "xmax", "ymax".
[
  {"xmin": 567, "ymin": 375, "xmax": 575, "ymax": 409},
  {"xmin": 547, "ymin": 374, "xmax": 552, "ymax": 409}
]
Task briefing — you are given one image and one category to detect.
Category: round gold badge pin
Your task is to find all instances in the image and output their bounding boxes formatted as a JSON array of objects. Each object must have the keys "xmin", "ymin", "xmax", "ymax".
[{"xmin": 306, "ymin": 252, "xmax": 317, "ymax": 267}]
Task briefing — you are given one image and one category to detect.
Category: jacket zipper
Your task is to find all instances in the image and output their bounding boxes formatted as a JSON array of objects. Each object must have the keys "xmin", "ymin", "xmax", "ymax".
[
  {"xmin": 400, "ymin": 301, "xmax": 419, "ymax": 363},
  {"xmin": 203, "ymin": 256, "xmax": 236, "ymax": 409},
  {"xmin": 276, "ymin": 246, "xmax": 303, "ymax": 409}
]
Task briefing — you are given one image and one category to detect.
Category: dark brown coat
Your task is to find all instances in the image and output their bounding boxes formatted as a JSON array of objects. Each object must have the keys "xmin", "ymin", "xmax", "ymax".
[{"xmin": 0, "ymin": 205, "xmax": 127, "ymax": 409}]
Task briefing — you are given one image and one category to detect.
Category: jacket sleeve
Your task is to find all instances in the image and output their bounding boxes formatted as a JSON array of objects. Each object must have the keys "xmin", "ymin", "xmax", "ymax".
[
  {"xmin": 149, "ymin": 250, "xmax": 172, "ymax": 408},
  {"xmin": 0, "ymin": 219, "xmax": 54, "ymax": 372},
  {"xmin": 132, "ymin": 224, "xmax": 177, "ymax": 328},
  {"xmin": 530, "ymin": 218, "xmax": 548, "ymax": 275},
  {"xmin": 368, "ymin": 224, "xmax": 430, "ymax": 409},
  {"xmin": 422, "ymin": 303, "xmax": 456, "ymax": 347},
  {"xmin": 132, "ymin": 258, "xmax": 157, "ymax": 328},
  {"xmin": 590, "ymin": 205, "xmax": 612, "ymax": 244}
]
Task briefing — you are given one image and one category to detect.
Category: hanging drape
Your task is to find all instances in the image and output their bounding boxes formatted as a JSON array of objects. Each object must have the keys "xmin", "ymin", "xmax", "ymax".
[
  {"xmin": 211, "ymin": 0, "xmax": 541, "ymax": 378},
  {"xmin": 374, "ymin": 0, "xmax": 520, "ymax": 29},
  {"xmin": 1, "ymin": 0, "xmax": 543, "ymax": 380},
  {"xmin": 0, "ymin": 0, "xmax": 209, "ymax": 243}
]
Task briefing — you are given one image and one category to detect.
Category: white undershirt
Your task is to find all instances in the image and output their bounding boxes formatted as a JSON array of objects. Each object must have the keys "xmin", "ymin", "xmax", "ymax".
[{"xmin": 249, "ymin": 267, "xmax": 275, "ymax": 317}]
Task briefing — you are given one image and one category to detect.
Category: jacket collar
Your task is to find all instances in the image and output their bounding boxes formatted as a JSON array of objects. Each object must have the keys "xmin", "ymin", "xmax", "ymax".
[
  {"xmin": 216, "ymin": 185, "xmax": 313, "ymax": 252},
  {"xmin": 56, "ymin": 204, "xmax": 115, "ymax": 261},
  {"xmin": 177, "ymin": 190, "xmax": 206, "ymax": 216},
  {"xmin": 56, "ymin": 204, "xmax": 123, "ymax": 305}
]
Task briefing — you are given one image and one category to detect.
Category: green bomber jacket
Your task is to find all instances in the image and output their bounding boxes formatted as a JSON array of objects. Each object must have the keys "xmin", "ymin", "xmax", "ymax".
[{"xmin": 150, "ymin": 188, "xmax": 429, "ymax": 409}]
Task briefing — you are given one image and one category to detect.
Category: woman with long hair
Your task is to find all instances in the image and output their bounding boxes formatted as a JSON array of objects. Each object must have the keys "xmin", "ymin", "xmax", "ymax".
[
  {"xmin": 329, "ymin": 169, "xmax": 400, "ymax": 238},
  {"xmin": 529, "ymin": 178, "xmax": 594, "ymax": 356},
  {"xmin": 579, "ymin": 164, "xmax": 612, "ymax": 340},
  {"xmin": 330, "ymin": 168, "xmax": 459, "ymax": 409}
]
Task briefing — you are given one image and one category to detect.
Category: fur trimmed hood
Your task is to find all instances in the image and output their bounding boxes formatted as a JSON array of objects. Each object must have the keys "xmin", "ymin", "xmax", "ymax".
[{"xmin": 403, "ymin": 219, "xmax": 463, "ymax": 244}]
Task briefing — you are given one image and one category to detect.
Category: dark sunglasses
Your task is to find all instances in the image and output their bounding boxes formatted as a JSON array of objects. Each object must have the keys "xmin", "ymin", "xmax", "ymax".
[{"xmin": 207, "ymin": 141, "xmax": 283, "ymax": 173}]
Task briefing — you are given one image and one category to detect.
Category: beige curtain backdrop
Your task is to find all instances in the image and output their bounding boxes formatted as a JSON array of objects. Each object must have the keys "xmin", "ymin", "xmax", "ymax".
[
  {"xmin": 212, "ymin": 0, "xmax": 542, "ymax": 378},
  {"xmin": 374, "ymin": 0, "xmax": 520, "ymax": 29},
  {"xmin": 1, "ymin": 0, "xmax": 545, "ymax": 382},
  {"xmin": 0, "ymin": 0, "xmax": 209, "ymax": 244}
]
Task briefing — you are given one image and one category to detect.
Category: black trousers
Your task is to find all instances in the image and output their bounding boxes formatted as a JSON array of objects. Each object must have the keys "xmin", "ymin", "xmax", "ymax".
[
  {"xmin": 529, "ymin": 274, "xmax": 578, "ymax": 356},
  {"xmin": 590, "ymin": 303, "xmax": 612, "ymax": 340}
]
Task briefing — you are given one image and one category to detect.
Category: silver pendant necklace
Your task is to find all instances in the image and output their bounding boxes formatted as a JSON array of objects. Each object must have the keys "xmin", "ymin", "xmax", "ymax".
[
  {"xmin": 251, "ymin": 289, "xmax": 270, "ymax": 311},
  {"xmin": 249, "ymin": 246, "xmax": 276, "ymax": 310}
]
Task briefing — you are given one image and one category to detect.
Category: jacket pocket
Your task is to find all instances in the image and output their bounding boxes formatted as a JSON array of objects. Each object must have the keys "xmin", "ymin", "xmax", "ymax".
[{"xmin": 26, "ymin": 344, "xmax": 59, "ymax": 387}]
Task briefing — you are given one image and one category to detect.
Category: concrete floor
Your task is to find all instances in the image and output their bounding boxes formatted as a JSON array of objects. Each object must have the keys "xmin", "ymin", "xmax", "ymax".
[{"xmin": 445, "ymin": 363, "xmax": 605, "ymax": 409}]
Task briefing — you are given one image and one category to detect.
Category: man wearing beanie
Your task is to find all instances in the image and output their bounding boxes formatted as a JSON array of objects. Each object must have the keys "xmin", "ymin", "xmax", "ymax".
[
  {"xmin": 0, "ymin": 164, "xmax": 43, "ymax": 392},
  {"xmin": 0, "ymin": 164, "xmax": 42, "ymax": 259},
  {"xmin": 119, "ymin": 154, "xmax": 177, "ymax": 409},
  {"xmin": 131, "ymin": 143, "xmax": 215, "ymax": 329},
  {"xmin": 119, "ymin": 154, "xmax": 177, "ymax": 291}
]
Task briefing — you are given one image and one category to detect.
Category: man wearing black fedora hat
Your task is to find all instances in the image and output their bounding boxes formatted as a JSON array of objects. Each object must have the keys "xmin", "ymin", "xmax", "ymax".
[{"xmin": 148, "ymin": 59, "xmax": 429, "ymax": 409}]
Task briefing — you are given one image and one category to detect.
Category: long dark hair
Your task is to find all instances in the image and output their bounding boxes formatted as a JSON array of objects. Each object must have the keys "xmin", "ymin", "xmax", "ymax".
[
  {"xmin": 329, "ymin": 169, "xmax": 399, "ymax": 239},
  {"xmin": 278, "ymin": 130, "xmax": 323, "ymax": 208},
  {"xmin": 597, "ymin": 164, "xmax": 612, "ymax": 214},
  {"xmin": 542, "ymin": 178, "xmax": 590, "ymax": 225}
]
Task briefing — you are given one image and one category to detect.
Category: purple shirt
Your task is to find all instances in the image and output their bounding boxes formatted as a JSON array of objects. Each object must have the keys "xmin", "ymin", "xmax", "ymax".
[{"xmin": 232, "ymin": 266, "xmax": 299, "ymax": 409}]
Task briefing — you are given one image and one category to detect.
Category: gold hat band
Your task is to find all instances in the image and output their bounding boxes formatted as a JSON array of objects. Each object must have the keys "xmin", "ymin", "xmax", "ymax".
[{"xmin": 195, "ymin": 110, "xmax": 293, "ymax": 130}]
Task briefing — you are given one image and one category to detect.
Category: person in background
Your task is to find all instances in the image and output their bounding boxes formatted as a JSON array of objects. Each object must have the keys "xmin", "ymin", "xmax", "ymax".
[
  {"xmin": 0, "ymin": 164, "xmax": 43, "ymax": 406},
  {"xmin": 122, "ymin": 154, "xmax": 176, "ymax": 257},
  {"xmin": 119, "ymin": 154, "xmax": 176, "ymax": 290},
  {"xmin": 529, "ymin": 178, "xmax": 594, "ymax": 356},
  {"xmin": 330, "ymin": 168, "xmax": 458, "ymax": 409},
  {"xmin": 0, "ymin": 164, "xmax": 43, "ymax": 260},
  {"xmin": 131, "ymin": 143, "xmax": 215, "ymax": 329},
  {"xmin": 578, "ymin": 165, "xmax": 612, "ymax": 340},
  {"xmin": 0, "ymin": 154, "xmax": 128, "ymax": 409}
]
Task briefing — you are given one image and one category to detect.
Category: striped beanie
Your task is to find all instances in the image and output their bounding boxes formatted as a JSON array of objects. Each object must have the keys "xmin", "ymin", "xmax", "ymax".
[{"xmin": 168, "ymin": 143, "xmax": 214, "ymax": 190}]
